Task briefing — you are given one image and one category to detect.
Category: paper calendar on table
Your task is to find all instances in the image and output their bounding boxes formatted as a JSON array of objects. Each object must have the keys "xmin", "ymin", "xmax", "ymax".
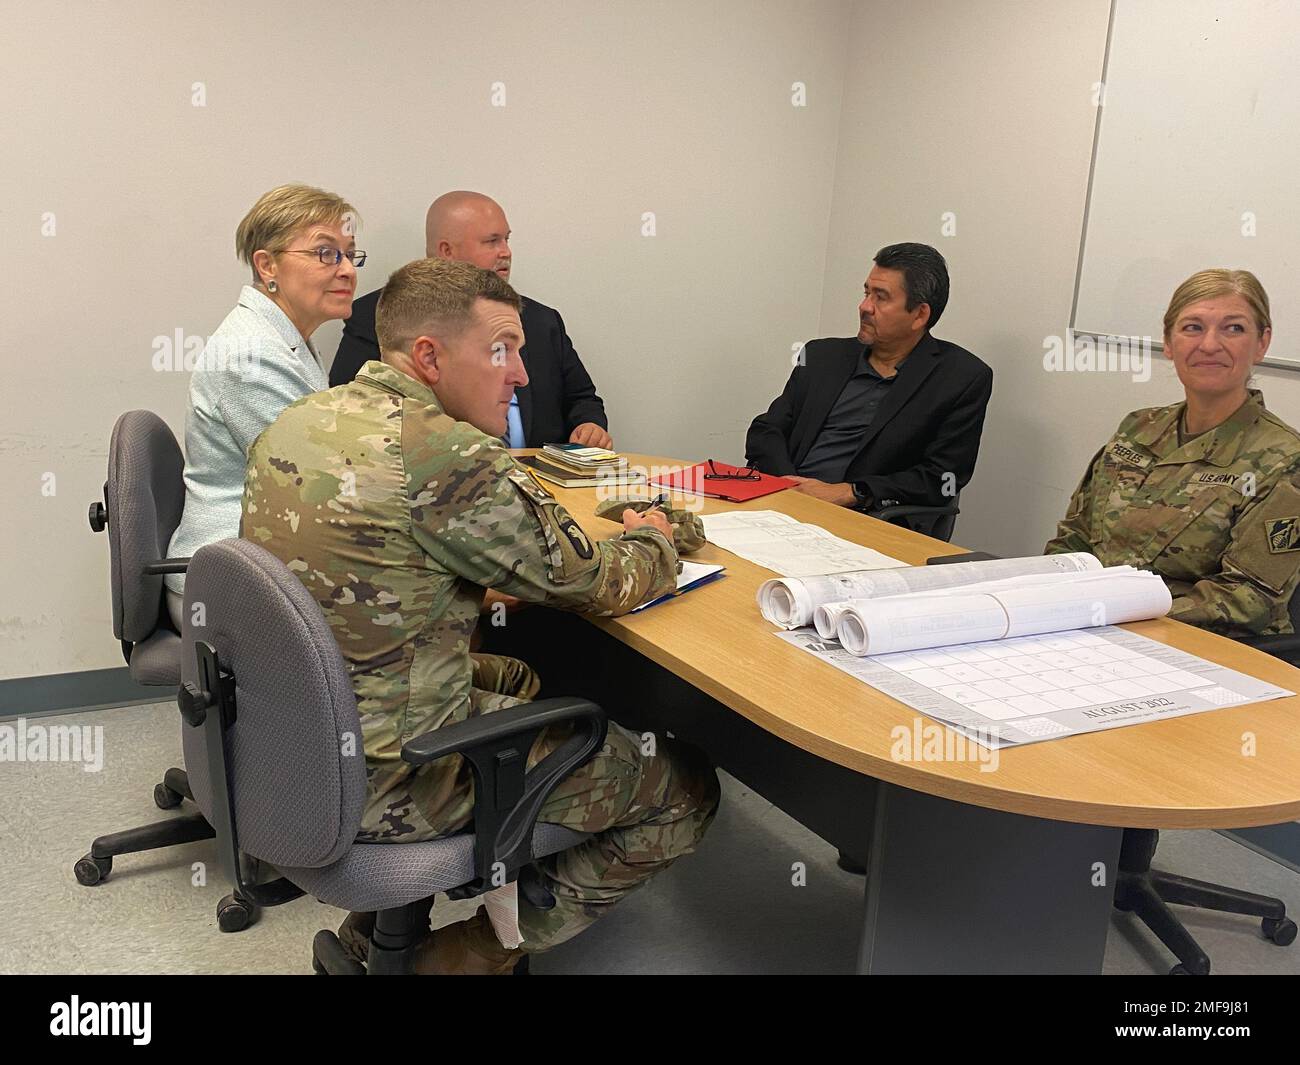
[{"xmin": 777, "ymin": 626, "xmax": 1291, "ymax": 749}]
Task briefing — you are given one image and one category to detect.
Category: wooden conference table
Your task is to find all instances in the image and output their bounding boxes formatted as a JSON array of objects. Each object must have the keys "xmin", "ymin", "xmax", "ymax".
[{"xmin": 496, "ymin": 451, "xmax": 1300, "ymax": 973}]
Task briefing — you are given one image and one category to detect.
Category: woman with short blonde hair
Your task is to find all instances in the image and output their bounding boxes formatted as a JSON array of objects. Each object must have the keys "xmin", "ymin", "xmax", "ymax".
[
  {"xmin": 166, "ymin": 183, "xmax": 365, "ymax": 626},
  {"xmin": 1048, "ymin": 267, "xmax": 1300, "ymax": 636}
]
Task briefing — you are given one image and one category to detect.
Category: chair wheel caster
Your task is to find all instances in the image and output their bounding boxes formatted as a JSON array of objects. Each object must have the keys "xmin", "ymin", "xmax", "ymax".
[
  {"xmin": 74, "ymin": 854, "xmax": 112, "ymax": 886},
  {"xmin": 217, "ymin": 894, "xmax": 257, "ymax": 933},
  {"xmin": 1263, "ymin": 917, "xmax": 1297, "ymax": 945},
  {"xmin": 153, "ymin": 782, "xmax": 183, "ymax": 809},
  {"xmin": 836, "ymin": 850, "xmax": 867, "ymax": 875}
]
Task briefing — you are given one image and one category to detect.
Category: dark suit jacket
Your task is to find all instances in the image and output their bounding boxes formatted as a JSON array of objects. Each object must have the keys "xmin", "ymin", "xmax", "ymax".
[
  {"xmin": 330, "ymin": 288, "xmax": 607, "ymax": 446},
  {"xmin": 745, "ymin": 333, "xmax": 993, "ymax": 509}
]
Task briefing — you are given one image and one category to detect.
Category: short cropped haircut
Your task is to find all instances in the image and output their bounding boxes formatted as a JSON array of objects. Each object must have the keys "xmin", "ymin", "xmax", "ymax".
[
  {"xmin": 873, "ymin": 242, "xmax": 950, "ymax": 329},
  {"xmin": 1163, "ymin": 268, "xmax": 1271, "ymax": 338},
  {"xmin": 376, "ymin": 257, "xmax": 522, "ymax": 356},
  {"xmin": 235, "ymin": 184, "xmax": 358, "ymax": 283}
]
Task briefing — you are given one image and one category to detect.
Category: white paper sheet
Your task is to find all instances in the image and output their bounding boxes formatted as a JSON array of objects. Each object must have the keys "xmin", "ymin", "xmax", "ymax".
[
  {"xmin": 701, "ymin": 510, "xmax": 905, "ymax": 578},
  {"xmin": 630, "ymin": 559, "xmax": 726, "ymax": 612}
]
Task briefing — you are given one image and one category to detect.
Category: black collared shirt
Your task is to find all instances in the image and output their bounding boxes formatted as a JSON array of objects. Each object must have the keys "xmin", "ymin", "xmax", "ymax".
[{"xmin": 796, "ymin": 347, "xmax": 897, "ymax": 482}]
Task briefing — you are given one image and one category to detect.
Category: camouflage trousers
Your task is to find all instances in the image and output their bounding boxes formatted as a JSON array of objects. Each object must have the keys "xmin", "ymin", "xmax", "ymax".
[
  {"xmin": 454, "ymin": 653, "xmax": 721, "ymax": 954},
  {"xmin": 520, "ymin": 716, "xmax": 720, "ymax": 953}
]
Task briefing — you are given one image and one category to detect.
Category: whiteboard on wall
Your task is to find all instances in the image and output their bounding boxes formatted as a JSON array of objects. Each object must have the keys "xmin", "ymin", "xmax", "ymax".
[{"xmin": 1073, "ymin": 0, "xmax": 1300, "ymax": 368}]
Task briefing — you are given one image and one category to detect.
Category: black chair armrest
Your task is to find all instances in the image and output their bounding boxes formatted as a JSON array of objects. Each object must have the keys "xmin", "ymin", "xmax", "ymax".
[
  {"xmin": 868, "ymin": 502, "xmax": 960, "ymax": 540},
  {"xmin": 868, "ymin": 502, "xmax": 958, "ymax": 523},
  {"xmin": 1236, "ymin": 633, "xmax": 1300, "ymax": 662},
  {"xmin": 143, "ymin": 557, "xmax": 191, "ymax": 575},
  {"xmin": 401, "ymin": 697, "xmax": 608, "ymax": 888}
]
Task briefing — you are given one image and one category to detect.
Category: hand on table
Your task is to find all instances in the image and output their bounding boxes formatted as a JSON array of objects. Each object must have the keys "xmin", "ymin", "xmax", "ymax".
[
  {"xmin": 569, "ymin": 422, "xmax": 613, "ymax": 449},
  {"xmin": 623, "ymin": 507, "xmax": 673, "ymax": 542},
  {"xmin": 787, "ymin": 476, "xmax": 856, "ymax": 507}
]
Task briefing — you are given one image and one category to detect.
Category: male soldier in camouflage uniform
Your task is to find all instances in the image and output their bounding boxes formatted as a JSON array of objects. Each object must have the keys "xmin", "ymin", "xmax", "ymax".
[
  {"xmin": 1046, "ymin": 271, "xmax": 1300, "ymax": 636},
  {"xmin": 242, "ymin": 257, "xmax": 720, "ymax": 972}
]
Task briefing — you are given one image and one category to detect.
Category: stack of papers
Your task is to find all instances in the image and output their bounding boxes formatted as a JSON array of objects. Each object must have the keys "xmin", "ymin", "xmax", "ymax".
[
  {"xmin": 518, "ymin": 454, "xmax": 647, "ymax": 489},
  {"xmin": 541, "ymin": 444, "xmax": 624, "ymax": 473}
]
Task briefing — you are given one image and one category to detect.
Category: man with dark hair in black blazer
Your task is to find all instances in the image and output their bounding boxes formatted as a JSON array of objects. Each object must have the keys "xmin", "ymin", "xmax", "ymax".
[
  {"xmin": 330, "ymin": 191, "xmax": 611, "ymax": 449},
  {"xmin": 746, "ymin": 242, "xmax": 992, "ymax": 526}
]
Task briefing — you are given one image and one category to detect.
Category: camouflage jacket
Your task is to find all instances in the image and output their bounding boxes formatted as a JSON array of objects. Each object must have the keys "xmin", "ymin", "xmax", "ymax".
[
  {"xmin": 1046, "ymin": 390, "xmax": 1300, "ymax": 636},
  {"xmin": 242, "ymin": 360, "xmax": 678, "ymax": 841}
]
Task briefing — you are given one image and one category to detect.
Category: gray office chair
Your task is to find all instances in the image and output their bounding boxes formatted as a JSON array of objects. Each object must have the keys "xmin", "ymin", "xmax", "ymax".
[
  {"xmin": 178, "ymin": 538, "xmax": 602, "ymax": 974},
  {"xmin": 76, "ymin": 411, "xmax": 229, "ymax": 914}
]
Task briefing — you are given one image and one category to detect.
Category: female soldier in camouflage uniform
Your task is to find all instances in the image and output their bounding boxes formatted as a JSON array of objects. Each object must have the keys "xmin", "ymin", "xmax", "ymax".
[{"xmin": 1046, "ymin": 269, "xmax": 1300, "ymax": 637}]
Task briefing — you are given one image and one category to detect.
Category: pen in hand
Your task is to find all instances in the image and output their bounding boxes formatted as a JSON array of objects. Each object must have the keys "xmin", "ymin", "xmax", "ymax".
[{"xmin": 622, "ymin": 494, "xmax": 673, "ymax": 540}]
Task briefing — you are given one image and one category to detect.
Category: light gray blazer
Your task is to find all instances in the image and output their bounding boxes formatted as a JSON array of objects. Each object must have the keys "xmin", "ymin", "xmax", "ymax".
[{"xmin": 166, "ymin": 286, "xmax": 328, "ymax": 593}]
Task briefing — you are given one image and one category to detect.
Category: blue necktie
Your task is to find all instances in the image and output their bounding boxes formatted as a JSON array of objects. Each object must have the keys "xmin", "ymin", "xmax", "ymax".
[{"xmin": 504, "ymin": 391, "xmax": 525, "ymax": 449}]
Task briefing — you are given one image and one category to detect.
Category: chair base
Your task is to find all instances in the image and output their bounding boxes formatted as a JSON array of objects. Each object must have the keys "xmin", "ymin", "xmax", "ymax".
[
  {"xmin": 1113, "ymin": 828, "xmax": 1296, "ymax": 975},
  {"xmin": 74, "ymin": 767, "xmax": 269, "ymax": 933},
  {"xmin": 311, "ymin": 898, "xmax": 531, "ymax": 975}
]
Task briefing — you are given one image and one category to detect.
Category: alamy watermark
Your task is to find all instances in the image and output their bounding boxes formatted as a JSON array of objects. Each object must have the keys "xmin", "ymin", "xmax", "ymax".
[
  {"xmin": 890, "ymin": 717, "xmax": 1000, "ymax": 772},
  {"xmin": 50, "ymin": 997, "xmax": 150, "ymax": 1044},
  {"xmin": 0, "ymin": 717, "xmax": 104, "ymax": 772},
  {"xmin": 152, "ymin": 329, "xmax": 260, "ymax": 374},
  {"xmin": 1043, "ymin": 331, "xmax": 1152, "ymax": 383}
]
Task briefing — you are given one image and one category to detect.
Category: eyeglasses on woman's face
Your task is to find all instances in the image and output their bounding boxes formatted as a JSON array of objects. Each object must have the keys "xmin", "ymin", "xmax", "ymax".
[{"xmin": 280, "ymin": 246, "xmax": 367, "ymax": 267}]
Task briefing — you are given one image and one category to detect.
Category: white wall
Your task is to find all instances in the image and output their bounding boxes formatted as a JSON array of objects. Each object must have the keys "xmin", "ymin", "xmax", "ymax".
[
  {"xmin": 822, "ymin": 0, "xmax": 1300, "ymax": 559},
  {"xmin": 1, "ymin": 0, "xmax": 851, "ymax": 680},
  {"xmin": 11, "ymin": 0, "xmax": 1297, "ymax": 683},
  {"xmin": 820, "ymin": 0, "xmax": 1117, "ymax": 556}
]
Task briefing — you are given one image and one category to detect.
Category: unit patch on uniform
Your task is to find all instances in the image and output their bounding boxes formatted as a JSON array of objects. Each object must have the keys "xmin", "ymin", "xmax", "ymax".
[
  {"xmin": 1265, "ymin": 517, "xmax": 1300, "ymax": 553},
  {"xmin": 559, "ymin": 517, "xmax": 594, "ymax": 559}
]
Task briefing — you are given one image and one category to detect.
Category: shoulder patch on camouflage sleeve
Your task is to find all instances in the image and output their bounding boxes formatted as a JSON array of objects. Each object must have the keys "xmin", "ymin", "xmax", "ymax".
[
  {"xmin": 1266, "ymin": 517, "xmax": 1300, "ymax": 553},
  {"xmin": 504, "ymin": 468, "xmax": 601, "ymax": 584},
  {"xmin": 558, "ymin": 515, "xmax": 595, "ymax": 559}
]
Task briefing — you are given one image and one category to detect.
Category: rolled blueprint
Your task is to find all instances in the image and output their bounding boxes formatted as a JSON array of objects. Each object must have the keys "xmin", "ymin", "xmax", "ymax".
[
  {"xmin": 758, "ymin": 552, "xmax": 1102, "ymax": 630},
  {"xmin": 835, "ymin": 570, "xmax": 1172, "ymax": 656}
]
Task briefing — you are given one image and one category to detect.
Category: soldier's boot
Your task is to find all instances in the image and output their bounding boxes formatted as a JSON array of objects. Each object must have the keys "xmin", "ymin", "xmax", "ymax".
[
  {"xmin": 337, "ymin": 910, "xmax": 375, "ymax": 967},
  {"xmin": 413, "ymin": 906, "xmax": 525, "ymax": 975}
]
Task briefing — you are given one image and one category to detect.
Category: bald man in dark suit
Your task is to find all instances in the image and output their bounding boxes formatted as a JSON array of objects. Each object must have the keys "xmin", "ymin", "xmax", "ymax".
[{"xmin": 331, "ymin": 192, "xmax": 610, "ymax": 449}]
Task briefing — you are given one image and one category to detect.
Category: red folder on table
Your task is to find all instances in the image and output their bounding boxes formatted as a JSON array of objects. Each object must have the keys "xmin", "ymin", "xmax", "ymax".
[{"xmin": 649, "ymin": 461, "xmax": 796, "ymax": 503}]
